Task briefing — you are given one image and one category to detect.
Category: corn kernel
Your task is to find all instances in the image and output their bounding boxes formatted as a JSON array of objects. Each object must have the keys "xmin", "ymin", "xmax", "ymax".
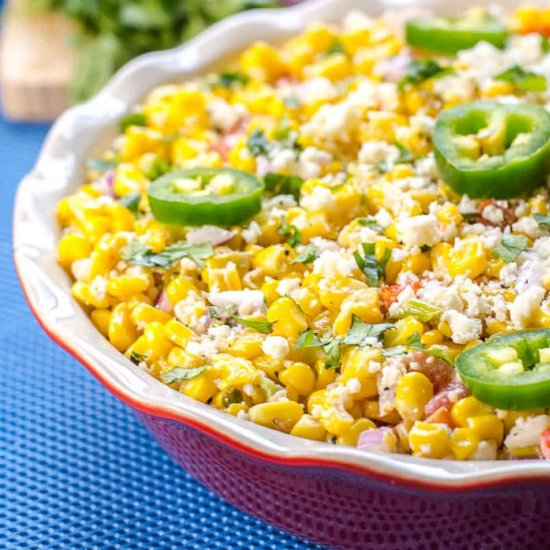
[
  {"xmin": 108, "ymin": 303, "xmax": 139, "ymax": 352},
  {"xmin": 409, "ymin": 421, "xmax": 451, "ymax": 458},
  {"xmin": 451, "ymin": 396, "xmax": 493, "ymax": 427},
  {"xmin": 279, "ymin": 362, "xmax": 316, "ymax": 396},
  {"xmin": 248, "ymin": 401, "xmax": 304, "ymax": 433},
  {"xmin": 394, "ymin": 372, "xmax": 433, "ymax": 421},
  {"xmin": 451, "ymin": 427, "xmax": 480, "ymax": 460},
  {"xmin": 336, "ymin": 418, "xmax": 376, "ymax": 446},
  {"xmin": 290, "ymin": 414, "xmax": 327, "ymax": 441},
  {"xmin": 466, "ymin": 414, "xmax": 504, "ymax": 446}
]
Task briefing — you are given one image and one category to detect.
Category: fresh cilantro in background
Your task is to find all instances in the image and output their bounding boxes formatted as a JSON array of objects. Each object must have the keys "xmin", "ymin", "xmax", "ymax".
[
  {"xmin": 119, "ymin": 193, "xmax": 141, "ymax": 217},
  {"xmin": 377, "ymin": 143, "xmax": 414, "ymax": 172},
  {"xmin": 34, "ymin": 0, "xmax": 280, "ymax": 103},
  {"xmin": 495, "ymin": 65, "xmax": 547, "ymax": 93},
  {"xmin": 354, "ymin": 242, "xmax": 391, "ymax": 287},
  {"xmin": 161, "ymin": 366, "xmax": 207, "ymax": 384},
  {"xmin": 291, "ymin": 243, "xmax": 319, "ymax": 265},
  {"xmin": 357, "ymin": 217, "xmax": 384, "ymax": 233},
  {"xmin": 247, "ymin": 129, "xmax": 270, "ymax": 157},
  {"xmin": 264, "ymin": 173, "xmax": 304, "ymax": 201},
  {"xmin": 534, "ymin": 213, "xmax": 550, "ymax": 227},
  {"xmin": 493, "ymin": 234, "xmax": 528, "ymax": 263},
  {"xmin": 86, "ymin": 158, "xmax": 118, "ymax": 171},
  {"xmin": 324, "ymin": 40, "xmax": 345, "ymax": 56},
  {"xmin": 119, "ymin": 112, "xmax": 147, "ymax": 132},
  {"xmin": 278, "ymin": 218, "xmax": 302, "ymax": 247},
  {"xmin": 398, "ymin": 59, "xmax": 453, "ymax": 91},
  {"xmin": 216, "ymin": 71, "xmax": 249, "ymax": 89},
  {"xmin": 130, "ymin": 351, "xmax": 148, "ymax": 365},
  {"xmin": 230, "ymin": 315, "xmax": 273, "ymax": 334},
  {"xmin": 295, "ymin": 330, "xmax": 322, "ymax": 349},
  {"xmin": 342, "ymin": 316, "xmax": 394, "ymax": 346},
  {"xmin": 121, "ymin": 241, "xmax": 213, "ymax": 268}
]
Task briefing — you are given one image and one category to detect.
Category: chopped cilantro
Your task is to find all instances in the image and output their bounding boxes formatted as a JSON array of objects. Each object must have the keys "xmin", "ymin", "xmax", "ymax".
[
  {"xmin": 324, "ymin": 40, "xmax": 345, "ymax": 56},
  {"xmin": 119, "ymin": 192, "xmax": 141, "ymax": 217},
  {"xmin": 264, "ymin": 173, "xmax": 304, "ymax": 201},
  {"xmin": 121, "ymin": 240, "xmax": 213, "ymax": 269},
  {"xmin": 353, "ymin": 242, "xmax": 391, "ymax": 287},
  {"xmin": 295, "ymin": 329, "xmax": 322, "ymax": 349},
  {"xmin": 86, "ymin": 158, "xmax": 118, "ymax": 171},
  {"xmin": 283, "ymin": 96, "xmax": 300, "ymax": 108},
  {"xmin": 216, "ymin": 71, "xmax": 249, "ymax": 89},
  {"xmin": 493, "ymin": 234, "xmax": 528, "ymax": 263},
  {"xmin": 406, "ymin": 332, "xmax": 424, "ymax": 350},
  {"xmin": 357, "ymin": 217, "xmax": 384, "ymax": 233},
  {"xmin": 295, "ymin": 329, "xmax": 341, "ymax": 369},
  {"xmin": 393, "ymin": 299, "xmax": 443, "ymax": 323},
  {"xmin": 398, "ymin": 59, "xmax": 452, "ymax": 91},
  {"xmin": 247, "ymin": 129, "xmax": 270, "ymax": 157},
  {"xmin": 534, "ymin": 213, "xmax": 550, "ymax": 227},
  {"xmin": 161, "ymin": 366, "xmax": 207, "ymax": 384},
  {"xmin": 130, "ymin": 351, "xmax": 148, "ymax": 365},
  {"xmin": 230, "ymin": 315, "xmax": 273, "ymax": 334},
  {"xmin": 291, "ymin": 243, "xmax": 319, "ymax": 265},
  {"xmin": 342, "ymin": 315, "xmax": 394, "ymax": 346},
  {"xmin": 278, "ymin": 218, "xmax": 302, "ymax": 248},
  {"xmin": 119, "ymin": 112, "xmax": 147, "ymax": 132},
  {"xmin": 495, "ymin": 65, "xmax": 547, "ymax": 93}
]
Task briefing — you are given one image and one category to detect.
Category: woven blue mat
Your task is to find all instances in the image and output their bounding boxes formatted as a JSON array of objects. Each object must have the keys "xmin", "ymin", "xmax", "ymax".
[{"xmin": 0, "ymin": 122, "xmax": 323, "ymax": 548}]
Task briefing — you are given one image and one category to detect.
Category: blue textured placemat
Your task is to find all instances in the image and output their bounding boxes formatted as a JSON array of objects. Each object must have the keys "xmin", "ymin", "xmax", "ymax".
[{"xmin": 0, "ymin": 117, "xmax": 324, "ymax": 548}]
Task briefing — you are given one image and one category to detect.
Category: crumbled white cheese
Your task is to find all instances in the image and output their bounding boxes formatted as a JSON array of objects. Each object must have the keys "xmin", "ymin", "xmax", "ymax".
[
  {"xmin": 469, "ymin": 440, "xmax": 498, "ymax": 460},
  {"xmin": 277, "ymin": 278, "xmax": 301, "ymax": 296},
  {"xmin": 242, "ymin": 221, "xmax": 262, "ymax": 244},
  {"xmin": 261, "ymin": 336, "xmax": 289, "ymax": 361},
  {"xmin": 510, "ymin": 286, "xmax": 545, "ymax": 328},
  {"xmin": 71, "ymin": 258, "xmax": 92, "ymax": 282},
  {"xmin": 504, "ymin": 415, "xmax": 550, "ymax": 449},
  {"xmin": 377, "ymin": 358, "xmax": 407, "ymax": 414},
  {"xmin": 441, "ymin": 310, "xmax": 482, "ymax": 344},
  {"xmin": 513, "ymin": 216, "xmax": 543, "ymax": 239},
  {"xmin": 481, "ymin": 204, "xmax": 504, "ymax": 224},
  {"xmin": 358, "ymin": 140, "xmax": 399, "ymax": 166},
  {"xmin": 397, "ymin": 214, "xmax": 443, "ymax": 247},
  {"xmin": 301, "ymin": 185, "xmax": 336, "ymax": 213},
  {"xmin": 207, "ymin": 290, "xmax": 265, "ymax": 316},
  {"xmin": 298, "ymin": 147, "xmax": 332, "ymax": 179},
  {"xmin": 302, "ymin": 101, "xmax": 360, "ymax": 143},
  {"xmin": 313, "ymin": 250, "xmax": 355, "ymax": 278}
]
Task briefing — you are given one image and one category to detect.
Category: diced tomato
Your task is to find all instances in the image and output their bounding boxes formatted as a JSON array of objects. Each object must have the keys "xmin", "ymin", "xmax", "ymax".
[
  {"xmin": 424, "ymin": 381, "xmax": 468, "ymax": 416},
  {"xmin": 425, "ymin": 407, "xmax": 454, "ymax": 428},
  {"xmin": 540, "ymin": 428, "xmax": 550, "ymax": 460},
  {"xmin": 380, "ymin": 281, "xmax": 422, "ymax": 310}
]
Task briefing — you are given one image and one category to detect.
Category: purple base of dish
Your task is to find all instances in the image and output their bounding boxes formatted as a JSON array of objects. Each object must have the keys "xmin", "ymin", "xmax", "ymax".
[{"xmin": 138, "ymin": 412, "xmax": 550, "ymax": 550}]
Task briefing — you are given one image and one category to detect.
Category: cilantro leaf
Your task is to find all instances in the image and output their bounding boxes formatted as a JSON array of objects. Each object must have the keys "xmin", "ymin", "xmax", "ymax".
[
  {"xmin": 278, "ymin": 218, "xmax": 302, "ymax": 248},
  {"xmin": 86, "ymin": 158, "xmax": 117, "ymax": 171},
  {"xmin": 161, "ymin": 366, "xmax": 207, "ymax": 384},
  {"xmin": 382, "ymin": 346, "xmax": 407, "ymax": 358},
  {"xmin": 264, "ymin": 173, "xmax": 304, "ymax": 201},
  {"xmin": 295, "ymin": 329, "xmax": 322, "ymax": 349},
  {"xmin": 119, "ymin": 112, "xmax": 147, "ymax": 132},
  {"xmin": 324, "ymin": 339, "xmax": 341, "ymax": 369},
  {"xmin": 130, "ymin": 351, "xmax": 148, "ymax": 365},
  {"xmin": 534, "ymin": 213, "xmax": 550, "ymax": 227},
  {"xmin": 121, "ymin": 240, "xmax": 213, "ymax": 269},
  {"xmin": 495, "ymin": 65, "xmax": 547, "ymax": 93},
  {"xmin": 342, "ymin": 315, "xmax": 394, "ymax": 346},
  {"xmin": 324, "ymin": 40, "xmax": 345, "ymax": 56},
  {"xmin": 378, "ymin": 142, "xmax": 414, "ymax": 172},
  {"xmin": 230, "ymin": 315, "xmax": 273, "ymax": 334},
  {"xmin": 398, "ymin": 59, "xmax": 452, "ymax": 91},
  {"xmin": 353, "ymin": 242, "xmax": 391, "ymax": 287},
  {"xmin": 393, "ymin": 299, "xmax": 443, "ymax": 323},
  {"xmin": 283, "ymin": 96, "xmax": 300, "ymax": 108},
  {"xmin": 292, "ymin": 244, "xmax": 319, "ymax": 265},
  {"xmin": 119, "ymin": 192, "xmax": 141, "ymax": 217},
  {"xmin": 406, "ymin": 332, "xmax": 424, "ymax": 350},
  {"xmin": 357, "ymin": 217, "xmax": 384, "ymax": 233},
  {"xmin": 427, "ymin": 347, "xmax": 454, "ymax": 365},
  {"xmin": 404, "ymin": 332, "xmax": 454, "ymax": 364},
  {"xmin": 216, "ymin": 71, "xmax": 249, "ymax": 89},
  {"xmin": 247, "ymin": 129, "xmax": 270, "ymax": 157},
  {"xmin": 493, "ymin": 234, "xmax": 528, "ymax": 263}
]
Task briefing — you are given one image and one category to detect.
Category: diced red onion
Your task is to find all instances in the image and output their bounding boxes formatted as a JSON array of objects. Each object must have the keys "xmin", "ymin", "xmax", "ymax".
[
  {"xmin": 424, "ymin": 381, "xmax": 468, "ymax": 417},
  {"xmin": 155, "ymin": 289, "xmax": 172, "ymax": 313},
  {"xmin": 357, "ymin": 427, "xmax": 395, "ymax": 452},
  {"xmin": 186, "ymin": 226, "xmax": 235, "ymax": 246}
]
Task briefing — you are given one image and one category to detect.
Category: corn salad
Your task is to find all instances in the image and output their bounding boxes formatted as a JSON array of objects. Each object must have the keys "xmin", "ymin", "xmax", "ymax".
[{"xmin": 58, "ymin": 6, "xmax": 550, "ymax": 460}]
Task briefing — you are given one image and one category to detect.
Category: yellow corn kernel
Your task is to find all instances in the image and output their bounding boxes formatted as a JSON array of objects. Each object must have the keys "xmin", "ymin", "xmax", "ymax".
[
  {"xmin": 240, "ymin": 42, "xmax": 287, "ymax": 82},
  {"xmin": 466, "ymin": 414, "xmax": 504, "ymax": 446},
  {"xmin": 58, "ymin": 233, "xmax": 92, "ymax": 269},
  {"xmin": 163, "ymin": 319, "xmax": 193, "ymax": 347},
  {"xmin": 131, "ymin": 303, "xmax": 172, "ymax": 328},
  {"xmin": 279, "ymin": 362, "xmax": 316, "ymax": 396},
  {"xmin": 107, "ymin": 275, "xmax": 149, "ymax": 299},
  {"xmin": 436, "ymin": 203, "xmax": 463, "ymax": 225},
  {"xmin": 529, "ymin": 195, "xmax": 548, "ymax": 215},
  {"xmin": 80, "ymin": 215, "xmax": 112, "ymax": 242},
  {"xmin": 260, "ymin": 279, "xmax": 280, "ymax": 305},
  {"xmin": 394, "ymin": 372, "xmax": 433, "ymax": 422},
  {"xmin": 314, "ymin": 359, "xmax": 337, "ymax": 390},
  {"xmin": 292, "ymin": 288, "xmax": 323, "ymax": 317},
  {"xmin": 333, "ymin": 288, "xmax": 383, "ymax": 336},
  {"xmin": 303, "ymin": 24, "xmax": 336, "ymax": 51},
  {"xmin": 248, "ymin": 401, "xmax": 303, "ymax": 433},
  {"xmin": 448, "ymin": 237, "xmax": 487, "ymax": 279},
  {"xmin": 204, "ymin": 263, "xmax": 242, "ymax": 292},
  {"xmin": 401, "ymin": 252, "xmax": 431, "ymax": 275},
  {"xmin": 306, "ymin": 53, "xmax": 352, "ymax": 81},
  {"xmin": 88, "ymin": 249, "xmax": 116, "ymax": 280},
  {"xmin": 317, "ymin": 406, "xmax": 355, "ymax": 437},
  {"xmin": 167, "ymin": 347, "xmax": 204, "ymax": 369},
  {"xmin": 420, "ymin": 330, "xmax": 444, "ymax": 346},
  {"xmin": 90, "ymin": 309, "xmax": 111, "ymax": 337},
  {"xmin": 72, "ymin": 281, "xmax": 112, "ymax": 309},
  {"xmin": 451, "ymin": 427, "xmax": 480, "ymax": 460},
  {"xmin": 180, "ymin": 374, "xmax": 218, "ymax": 403},
  {"xmin": 165, "ymin": 277, "xmax": 198, "ymax": 305},
  {"xmin": 339, "ymin": 347, "xmax": 381, "ymax": 399},
  {"xmin": 290, "ymin": 414, "xmax": 327, "ymax": 441},
  {"xmin": 226, "ymin": 403, "xmax": 248, "ymax": 416},
  {"xmin": 267, "ymin": 297, "xmax": 308, "ymax": 339},
  {"xmin": 108, "ymin": 303, "xmax": 139, "ymax": 352},
  {"xmin": 486, "ymin": 257, "xmax": 506, "ymax": 278},
  {"xmin": 409, "ymin": 421, "xmax": 451, "ymax": 458},
  {"xmin": 430, "ymin": 242, "xmax": 452, "ymax": 274},
  {"xmin": 142, "ymin": 321, "xmax": 173, "ymax": 361},
  {"xmin": 451, "ymin": 396, "xmax": 493, "ymax": 427},
  {"xmin": 486, "ymin": 320, "xmax": 508, "ymax": 336},
  {"xmin": 120, "ymin": 126, "xmax": 168, "ymax": 161},
  {"xmin": 252, "ymin": 245, "xmax": 288, "ymax": 277},
  {"xmin": 113, "ymin": 163, "xmax": 149, "ymax": 197},
  {"xmin": 384, "ymin": 316, "xmax": 424, "ymax": 348},
  {"xmin": 336, "ymin": 418, "xmax": 377, "ymax": 446},
  {"xmin": 362, "ymin": 400, "xmax": 401, "ymax": 425},
  {"xmin": 318, "ymin": 277, "xmax": 367, "ymax": 312},
  {"xmin": 481, "ymin": 80, "xmax": 514, "ymax": 98},
  {"xmin": 226, "ymin": 331, "xmax": 264, "ymax": 360},
  {"xmin": 213, "ymin": 355, "xmax": 262, "ymax": 389}
]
